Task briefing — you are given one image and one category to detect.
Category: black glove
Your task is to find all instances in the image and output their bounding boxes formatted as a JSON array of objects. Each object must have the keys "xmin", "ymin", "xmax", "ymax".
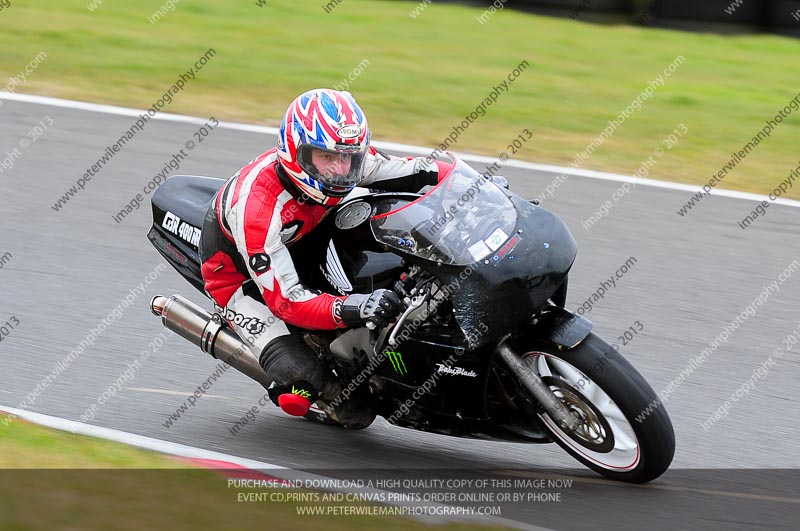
[{"xmin": 341, "ymin": 289, "xmax": 403, "ymax": 328}]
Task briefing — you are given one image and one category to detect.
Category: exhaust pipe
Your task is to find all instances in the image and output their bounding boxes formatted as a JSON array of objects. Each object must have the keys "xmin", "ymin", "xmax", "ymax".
[{"xmin": 150, "ymin": 294, "xmax": 272, "ymax": 389}]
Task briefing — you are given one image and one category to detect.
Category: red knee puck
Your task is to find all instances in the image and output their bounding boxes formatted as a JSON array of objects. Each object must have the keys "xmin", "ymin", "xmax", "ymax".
[{"xmin": 278, "ymin": 393, "xmax": 311, "ymax": 417}]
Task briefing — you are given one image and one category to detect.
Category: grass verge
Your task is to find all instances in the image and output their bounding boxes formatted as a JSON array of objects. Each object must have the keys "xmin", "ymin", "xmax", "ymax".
[{"xmin": 0, "ymin": 415, "xmax": 505, "ymax": 530}]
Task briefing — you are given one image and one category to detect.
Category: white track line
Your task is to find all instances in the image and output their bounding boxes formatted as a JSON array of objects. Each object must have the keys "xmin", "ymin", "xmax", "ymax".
[
  {"xmin": 3, "ymin": 91, "xmax": 798, "ymax": 209},
  {"xmin": 0, "ymin": 405, "xmax": 547, "ymax": 531},
  {"xmin": 124, "ymin": 386, "xmax": 231, "ymax": 399}
]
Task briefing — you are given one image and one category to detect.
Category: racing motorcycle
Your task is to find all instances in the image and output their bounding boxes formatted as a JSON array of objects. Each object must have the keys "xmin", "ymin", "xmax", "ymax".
[{"xmin": 147, "ymin": 158, "xmax": 675, "ymax": 483}]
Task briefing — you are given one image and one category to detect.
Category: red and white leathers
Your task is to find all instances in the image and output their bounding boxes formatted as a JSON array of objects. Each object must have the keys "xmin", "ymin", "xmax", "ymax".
[{"xmin": 199, "ymin": 146, "xmax": 453, "ymax": 356}]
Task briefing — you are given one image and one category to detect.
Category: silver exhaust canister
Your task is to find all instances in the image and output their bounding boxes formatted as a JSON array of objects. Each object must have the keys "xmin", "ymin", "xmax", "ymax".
[{"xmin": 150, "ymin": 294, "xmax": 272, "ymax": 389}]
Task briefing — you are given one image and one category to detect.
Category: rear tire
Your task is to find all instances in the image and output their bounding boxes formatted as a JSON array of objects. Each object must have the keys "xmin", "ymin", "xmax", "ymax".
[{"xmin": 514, "ymin": 333, "xmax": 675, "ymax": 483}]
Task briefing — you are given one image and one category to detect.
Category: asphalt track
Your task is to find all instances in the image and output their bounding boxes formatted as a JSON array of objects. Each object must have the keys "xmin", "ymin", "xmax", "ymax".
[{"xmin": 1, "ymin": 96, "xmax": 799, "ymax": 530}]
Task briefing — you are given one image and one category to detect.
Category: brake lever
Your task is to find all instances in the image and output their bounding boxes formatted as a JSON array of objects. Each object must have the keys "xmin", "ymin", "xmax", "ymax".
[{"xmin": 387, "ymin": 293, "xmax": 426, "ymax": 347}]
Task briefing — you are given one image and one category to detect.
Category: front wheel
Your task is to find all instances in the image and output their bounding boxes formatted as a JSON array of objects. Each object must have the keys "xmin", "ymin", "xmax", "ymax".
[{"xmin": 514, "ymin": 333, "xmax": 675, "ymax": 483}]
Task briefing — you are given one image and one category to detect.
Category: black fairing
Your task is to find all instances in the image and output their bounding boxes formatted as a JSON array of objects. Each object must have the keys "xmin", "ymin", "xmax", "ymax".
[
  {"xmin": 437, "ymin": 196, "xmax": 577, "ymax": 349},
  {"xmin": 356, "ymin": 192, "xmax": 577, "ymax": 349},
  {"xmin": 147, "ymin": 175, "xmax": 223, "ymax": 293},
  {"xmin": 347, "ymin": 251, "xmax": 405, "ymax": 293},
  {"xmin": 308, "ymin": 191, "xmax": 574, "ymax": 440}
]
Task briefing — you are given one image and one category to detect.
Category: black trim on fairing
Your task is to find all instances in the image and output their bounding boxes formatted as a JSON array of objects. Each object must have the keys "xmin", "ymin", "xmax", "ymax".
[
  {"xmin": 366, "ymin": 171, "xmax": 439, "ymax": 193},
  {"xmin": 149, "ymin": 175, "xmax": 226, "ymax": 294},
  {"xmin": 152, "ymin": 175, "xmax": 224, "ymax": 230}
]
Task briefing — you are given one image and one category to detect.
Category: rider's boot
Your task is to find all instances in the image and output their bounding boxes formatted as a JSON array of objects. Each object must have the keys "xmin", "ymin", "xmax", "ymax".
[{"xmin": 260, "ymin": 334, "xmax": 376, "ymax": 429}]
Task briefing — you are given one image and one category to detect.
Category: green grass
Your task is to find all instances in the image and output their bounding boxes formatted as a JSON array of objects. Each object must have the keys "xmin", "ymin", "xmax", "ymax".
[
  {"xmin": 1, "ymin": 0, "xmax": 798, "ymax": 197},
  {"xmin": 0, "ymin": 415, "xmax": 506, "ymax": 530},
  {"xmin": 0, "ymin": 416, "xmax": 184, "ymax": 469}
]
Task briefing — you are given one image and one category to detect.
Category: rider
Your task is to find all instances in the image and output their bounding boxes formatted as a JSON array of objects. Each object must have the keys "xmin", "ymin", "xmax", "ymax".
[{"xmin": 199, "ymin": 88, "xmax": 455, "ymax": 428}]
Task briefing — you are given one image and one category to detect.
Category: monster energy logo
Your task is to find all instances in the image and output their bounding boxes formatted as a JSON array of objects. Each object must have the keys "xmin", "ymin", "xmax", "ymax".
[{"xmin": 386, "ymin": 350, "xmax": 407, "ymax": 375}]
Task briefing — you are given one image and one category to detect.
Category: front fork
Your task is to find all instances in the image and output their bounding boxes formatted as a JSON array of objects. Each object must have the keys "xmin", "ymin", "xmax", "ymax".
[
  {"xmin": 496, "ymin": 340, "xmax": 581, "ymax": 432},
  {"xmin": 495, "ymin": 306, "xmax": 594, "ymax": 431}
]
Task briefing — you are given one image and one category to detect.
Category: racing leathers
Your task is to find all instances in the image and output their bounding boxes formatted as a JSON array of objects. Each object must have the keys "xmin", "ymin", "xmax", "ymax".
[{"xmin": 199, "ymin": 146, "xmax": 453, "ymax": 423}]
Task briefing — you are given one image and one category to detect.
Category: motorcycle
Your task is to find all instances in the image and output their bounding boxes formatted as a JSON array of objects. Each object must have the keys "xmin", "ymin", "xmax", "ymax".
[{"xmin": 147, "ymin": 157, "xmax": 675, "ymax": 483}]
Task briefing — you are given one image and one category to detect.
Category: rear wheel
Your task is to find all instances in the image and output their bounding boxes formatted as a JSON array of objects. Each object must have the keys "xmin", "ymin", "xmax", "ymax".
[{"xmin": 512, "ymin": 333, "xmax": 674, "ymax": 483}]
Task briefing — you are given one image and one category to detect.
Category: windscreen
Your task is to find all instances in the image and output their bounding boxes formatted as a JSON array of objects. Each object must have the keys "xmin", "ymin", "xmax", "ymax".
[{"xmin": 370, "ymin": 160, "xmax": 517, "ymax": 266}]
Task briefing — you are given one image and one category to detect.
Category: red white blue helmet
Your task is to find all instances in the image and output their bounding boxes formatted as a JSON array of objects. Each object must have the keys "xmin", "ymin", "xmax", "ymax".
[{"xmin": 277, "ymin": 88, "xmax": 370, "ymax": 204}]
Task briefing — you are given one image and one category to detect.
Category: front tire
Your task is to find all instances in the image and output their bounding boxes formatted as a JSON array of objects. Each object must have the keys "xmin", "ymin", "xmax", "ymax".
[{"xmin": 513, "ymin": 333, "xmax": 675, "ymax": 483}]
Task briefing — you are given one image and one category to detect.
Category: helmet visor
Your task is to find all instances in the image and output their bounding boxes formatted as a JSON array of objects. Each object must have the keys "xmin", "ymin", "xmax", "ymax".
[{"xmin": 297, "ymin": 145, "xmax": 367, "ymax": 191}]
